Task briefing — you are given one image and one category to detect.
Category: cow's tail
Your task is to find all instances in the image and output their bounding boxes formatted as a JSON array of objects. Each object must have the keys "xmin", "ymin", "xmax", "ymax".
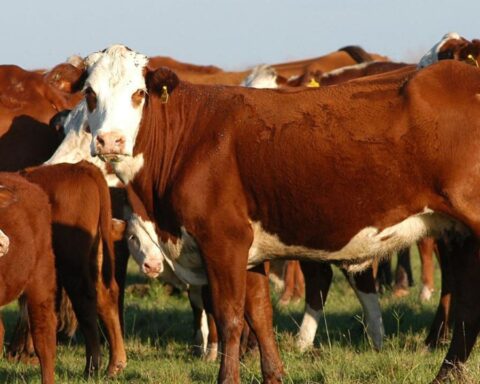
[
  {"xmin": 338, "ymin": 45, "xmax": 373, "ymax": 63},
  {"xmin": 90, "ymin": 163, "xmax": 116, "ymax": 286}
]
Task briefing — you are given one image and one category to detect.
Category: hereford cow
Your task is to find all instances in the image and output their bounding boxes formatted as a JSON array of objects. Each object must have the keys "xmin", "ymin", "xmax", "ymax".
[
  {"xmin": 84, "ymin": 44, "xmax": 480, "ymax": 383},
  {"xmin": 0, "ymin": 174, "xmax": 56, "ymax": 384},
  {"xmin": 10, "ymin": 162, "xmax": 127, "ymax": 377}
]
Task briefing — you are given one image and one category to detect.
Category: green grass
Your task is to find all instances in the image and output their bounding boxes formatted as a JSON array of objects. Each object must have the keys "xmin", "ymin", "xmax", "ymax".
[{"xmin": 1, "ymin": 246, "xmax": 480, "ymax": 383}]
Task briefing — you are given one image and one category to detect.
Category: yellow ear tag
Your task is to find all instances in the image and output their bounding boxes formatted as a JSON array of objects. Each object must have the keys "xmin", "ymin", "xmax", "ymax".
[
  {"xmin": 160, "ymin": 85, "xmax": 169, "ymax": 103},
  {"xmin": 307, "ymin": 78, "xmax": 320, "ymax": 88},
  {"xmin": 466, "ymin": 54, "xmax": 479, "ymax": 68}
]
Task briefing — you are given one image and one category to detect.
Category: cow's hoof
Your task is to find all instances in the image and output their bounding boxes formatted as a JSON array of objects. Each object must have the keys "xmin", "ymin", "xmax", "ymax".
[{"xmin": 107, "ymin": 360, "xmax": 127, "ymax": 377}]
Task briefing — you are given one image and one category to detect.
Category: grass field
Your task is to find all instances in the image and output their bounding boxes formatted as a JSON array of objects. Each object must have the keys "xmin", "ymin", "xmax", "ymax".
[{"xmin": 1, "ymin": 246, "xmax": 480, "ymax": 383}]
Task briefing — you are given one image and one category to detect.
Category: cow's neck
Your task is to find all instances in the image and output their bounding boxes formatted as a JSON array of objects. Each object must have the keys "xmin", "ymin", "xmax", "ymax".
[{"xmin": 130, "ymin": 84, "xmax": 215, "ymax": 236}]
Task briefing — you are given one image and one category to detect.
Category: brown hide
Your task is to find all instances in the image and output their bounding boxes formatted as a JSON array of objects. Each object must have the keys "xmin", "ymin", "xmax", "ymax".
[
  {"xmin": 20, "ymin": 162, "xmax": 126, "ymax": 377},
  {"xmin": 126, "ymin": 60, "xmax": 480, "ymax": 382},
  {"xmin": 0, "ymin": 173, "xmax": 56, "ymax": 384},
  {"xmin": 0, "ymin": 64, "xmax": 83, "ymax": 171}
]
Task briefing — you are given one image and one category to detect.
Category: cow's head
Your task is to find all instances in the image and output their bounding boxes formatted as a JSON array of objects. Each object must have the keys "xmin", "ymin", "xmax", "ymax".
[
  {"xmin": 83, "ymin": 45, "xmax": 149, "ymax": 159},
  {"xmin": 126, "ymin": 213, "xmax": 165, "ymax": 278},
  {"xmin": 418, "ymin": 32, "xmax": 470, "ymax": 68}
]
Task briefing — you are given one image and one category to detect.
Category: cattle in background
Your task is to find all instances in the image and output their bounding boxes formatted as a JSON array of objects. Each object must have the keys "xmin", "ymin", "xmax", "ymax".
[
  {"xmin": 0, "ymin": 62, "xmax": 84, "ymax": 171},
  {"xmin": 8, "ymin": 162, "xmax": 127, "ymax": 377},
  {"xmin": 86, "ymin": 45, "xmax": 480, "ymax": 383},
  {"xmin": 0, "ymin": 174, "xmax": 56, "ymax": 384}
]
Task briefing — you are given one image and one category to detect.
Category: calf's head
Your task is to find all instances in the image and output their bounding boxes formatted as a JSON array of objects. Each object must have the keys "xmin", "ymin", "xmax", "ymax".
[{"xmin": 126, "ymin": 213, "xmax": 165, "ymax": 278}]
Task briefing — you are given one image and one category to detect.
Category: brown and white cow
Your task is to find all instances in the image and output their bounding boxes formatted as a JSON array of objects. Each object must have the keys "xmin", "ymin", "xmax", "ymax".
[
  {"xmin": 84, "ymin": 45, "xmax": 480, "ymax": 383},
  {"xmin": 0, "ymin": 174, "xmax": 56, "ymax": 384}
]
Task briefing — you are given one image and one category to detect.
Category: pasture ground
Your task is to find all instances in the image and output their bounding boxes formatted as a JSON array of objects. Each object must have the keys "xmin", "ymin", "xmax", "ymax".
[{"xmin": 1, "ymin": 245, "xmax": 479, "ymax": 383}]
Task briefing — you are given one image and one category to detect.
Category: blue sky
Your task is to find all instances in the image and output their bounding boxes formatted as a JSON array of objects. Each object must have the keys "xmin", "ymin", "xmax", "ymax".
[{"xmin": 1, "ymin": 0, "xmax": 479, "ymax": 70}]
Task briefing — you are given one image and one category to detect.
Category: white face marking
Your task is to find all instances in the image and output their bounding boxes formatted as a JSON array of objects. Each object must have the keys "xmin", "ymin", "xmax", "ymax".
[
  {"xmin": 296, "ymin": 304, "xmax": 321, "ymax": 351},
  {"xmin": 418, "ymin": 32, "xmax": 463, "ymax": 68},
  {"xmin": 126, "ymin": 213, "xmax": 165, "ymax": 278},
  {"xmin": 84, "ymin": 45, "xmax": 148, "ymax": 157},
  {"xmin": 0, "ymin": 229, "xmax": 10, "ymax": 257},
  {"xmin": 241, "ymin": 65, "xmax": 278, "ymax": 89},
  {"xmin": 45, "ymin": 101, "xmax": 122, "ymax": 187}
]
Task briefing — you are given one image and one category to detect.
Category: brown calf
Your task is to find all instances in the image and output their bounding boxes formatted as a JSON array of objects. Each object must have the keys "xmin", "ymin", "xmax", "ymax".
[
  {"xmin": 0, "ymin": 174, "xmax": 56, "ymax": 384},
  {"xmin": 9, "ymin": 162, "xmax": 126, "ymax": 377}
]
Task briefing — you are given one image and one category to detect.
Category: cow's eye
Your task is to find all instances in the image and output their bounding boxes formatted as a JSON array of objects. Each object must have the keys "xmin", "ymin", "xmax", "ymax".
[
  {"xmin": 84, "ymin": 87, "xmax": 97, "ymax": 112},
  {"xmin": 132, "ymin": 89, "xmax": 146, "ymax": 107}
]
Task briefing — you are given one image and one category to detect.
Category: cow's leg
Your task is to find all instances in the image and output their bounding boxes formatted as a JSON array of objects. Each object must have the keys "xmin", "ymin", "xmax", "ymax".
[
  {"xmin": 201, "ymin": 286, "xmax": 219, "ymax": 362},
  {"xmin": 0, "ymin": 312, "xmax": 4, "ymax": 356},
  {"xmin": 244, "ymin": 264, "xmax": 283, "ymax": 384},
  {"xmin": 25, "ymin": 272, "xmax": 56, "ymax": 384},
  {"xmin": 113, "ymin": 239, "xmax": 129, "ymax": 331},
  {"xmin": 426, "ymin": 236, "xmax": 453, "ymax": 348},
  {"xmin": 188, "ymin": 285, "xmax": 209, "ymax": 357},
  {"xmin": 346, "ymin": 268, "xmax": 384, "ymax": 350},
  {"xmin": 7, "ymin": 295, "xmax": 36, "ymax": 363},
  {"xmin": 278, "ymin": 261, "xmax": 296, "ymax": 305},
  {"xmin": 418, "ymin": 237, "xmax": 436, "ymax": 302},
  {"xmin": 199, "ymin": 219, "xmax": 253, "ymax": 384},
  {"xmin": 61, "ymin": 272, "xmax": 102, "ymax": 377},
  {"xmin": 375, "ymin": 259, "xmax": 392, "ymax": 293},
  {"xmin": 96, "ymin": 277, "xmax": 127, "ymax": 376},
  {"xmin": 296, "ymin": 261, "xmax": 333, "ymax": 351},
  {"xmin": 393, "ymin": 248, "xmax": 412, "ymax": 297},
  {"xmin": 292, "ymin": 261, "xmax": 305, "ymax": 301},
  {"xmin": 433, "ymin": 236, "xmax": 480, "ymax": 383}
]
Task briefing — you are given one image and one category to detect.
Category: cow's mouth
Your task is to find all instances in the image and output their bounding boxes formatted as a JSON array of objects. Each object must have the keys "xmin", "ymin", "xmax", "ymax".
[{"xmin": 98, "ymin": 153, "xmax": 128, "ymax": 163}]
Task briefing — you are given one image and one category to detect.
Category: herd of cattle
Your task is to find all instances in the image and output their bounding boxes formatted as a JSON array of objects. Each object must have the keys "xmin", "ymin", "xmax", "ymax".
[{"xmin": 0, "ymin": 32, "xmax": 480, "ymax": 383}]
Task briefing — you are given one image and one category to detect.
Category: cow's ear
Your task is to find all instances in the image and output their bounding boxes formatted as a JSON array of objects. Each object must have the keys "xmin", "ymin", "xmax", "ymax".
[
  {"xmin": 45, "ymin": 63, "xmax": 88, "ymax": 93},
  {"xmin": 146, "ymin": 67, "xmax": 180, "ymax": 98},
  {"xmin": 0, "ymin": 187, "xmax": 16, "ymax": 208}
]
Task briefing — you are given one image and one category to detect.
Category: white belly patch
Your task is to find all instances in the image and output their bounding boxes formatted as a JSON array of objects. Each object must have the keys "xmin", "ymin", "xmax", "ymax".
[
  {"xmin": 247, "ymin": 209, "xmax": 468, "ymax": 271},
  {"xmin": 162, "ymin": 209, "xmax": 468, "ymax": 284}
]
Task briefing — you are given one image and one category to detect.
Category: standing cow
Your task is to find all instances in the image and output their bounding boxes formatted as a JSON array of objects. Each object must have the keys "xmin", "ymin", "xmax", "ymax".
[{"xmin": 84, "ymin": 45, "xmax": 480, "ymax": 384}]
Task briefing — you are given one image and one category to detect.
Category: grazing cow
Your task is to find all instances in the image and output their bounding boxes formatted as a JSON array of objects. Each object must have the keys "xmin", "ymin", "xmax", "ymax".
[
  {"xmin": 11, "ymin": 162, "xmax": 127, "ymax": 377},
  {"xmin": 0, "ymin": 174, "xmax": 56, "ymax": 384},
  {"xmin": 86, "ymin": 45, "xmax": 480, "ymax": 383},
  {"xmin": 0, "ymin": 63, "xmax": 84, "ymax": 171}
]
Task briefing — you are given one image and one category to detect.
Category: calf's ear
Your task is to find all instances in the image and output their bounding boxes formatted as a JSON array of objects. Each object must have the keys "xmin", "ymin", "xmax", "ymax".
[
  {"xmin": 111, "ymin": 218, "xmax": 127, "ymax": 242},
  {"xmin": 0, "ymin": 187, "xmax": 16, "ymax": 208},
  {"xmin": 146, "ymin": 67, "xmax": 180, "ymax": 98}
]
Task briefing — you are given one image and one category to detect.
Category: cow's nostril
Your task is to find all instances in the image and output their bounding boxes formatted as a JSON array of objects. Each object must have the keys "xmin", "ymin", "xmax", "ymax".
[
  {"xmin": 97, "ymin": 136, "xmax": 105, "ymax": 146},
  {"xmin": 114, "ymin": 137, "xmax": 125, "ymax": 145}
]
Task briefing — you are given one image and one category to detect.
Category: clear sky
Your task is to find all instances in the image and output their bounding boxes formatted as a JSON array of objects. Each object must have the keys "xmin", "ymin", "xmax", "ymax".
[{"xmin": 1, "ymin": 0, "xmax": 479, "ymax": 70}]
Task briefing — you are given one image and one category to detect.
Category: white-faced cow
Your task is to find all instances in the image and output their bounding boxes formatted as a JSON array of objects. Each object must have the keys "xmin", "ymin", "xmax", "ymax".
[{"xmin": 83, "ymin": 44, "xmax": 480, "ymax": 384}]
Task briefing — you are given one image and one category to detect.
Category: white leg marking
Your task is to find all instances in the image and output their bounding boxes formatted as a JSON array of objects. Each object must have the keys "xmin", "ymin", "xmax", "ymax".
[
  {"xmin": 296, "ymin": 304, "xmax": 322, "ymax": 351},
  {"xmin": 419, "ymin": 284, "xmax": 434, "ymax": 302},
  {"xmin": 205, "ymin": 342, "xmax": 218, "ymax": 362}
]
